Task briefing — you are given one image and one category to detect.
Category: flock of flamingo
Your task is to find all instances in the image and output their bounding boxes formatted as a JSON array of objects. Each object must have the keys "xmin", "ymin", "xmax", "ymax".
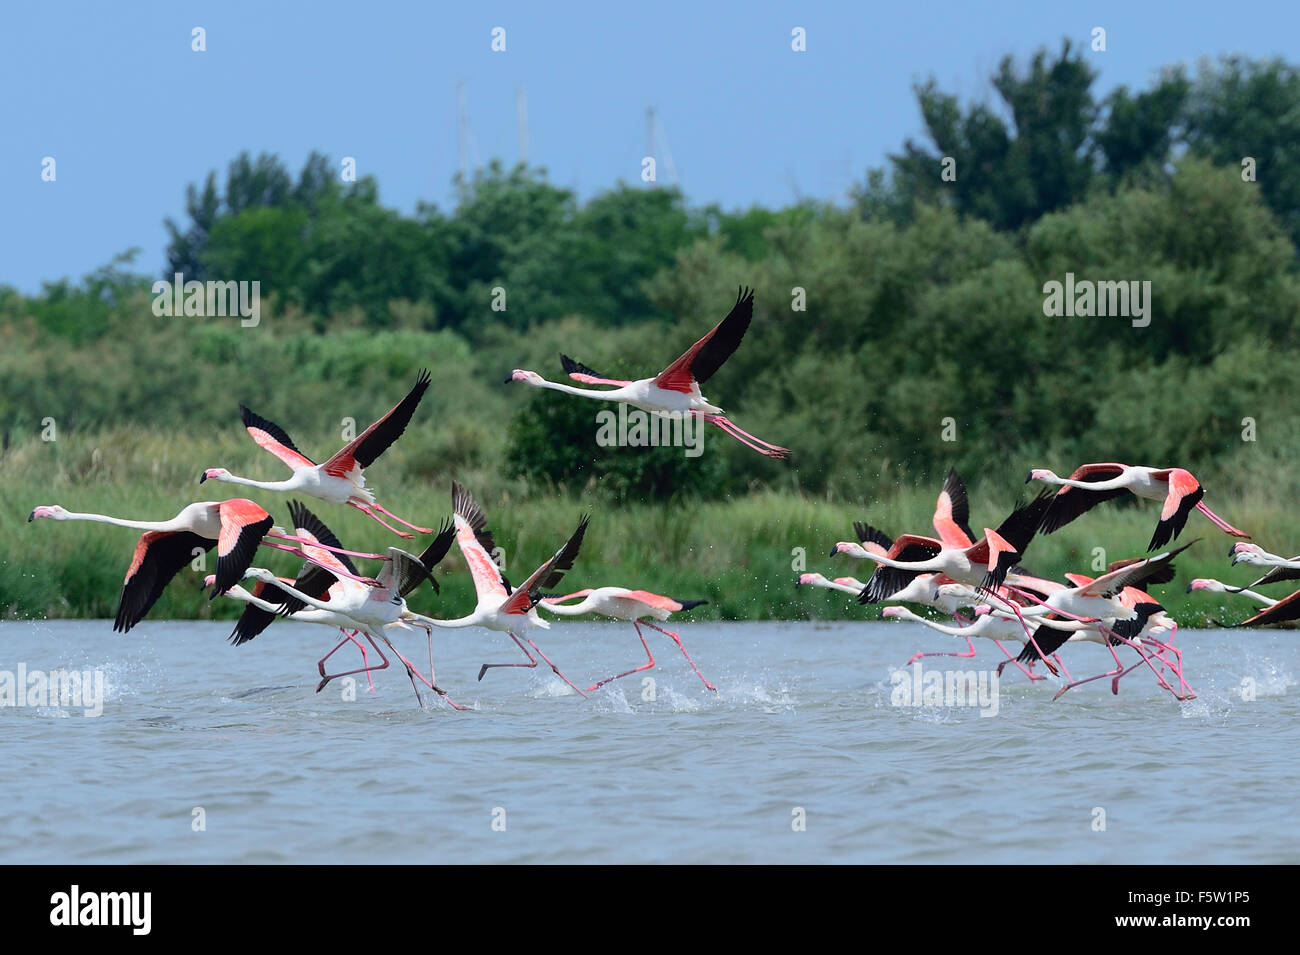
[
  {"xmin": 801, "ymin": 462, "xmax": 1291, "ymax": 701},
  {"xmin": 25, "ymin": 287, "xmax": 1286, "ymax": 707}
]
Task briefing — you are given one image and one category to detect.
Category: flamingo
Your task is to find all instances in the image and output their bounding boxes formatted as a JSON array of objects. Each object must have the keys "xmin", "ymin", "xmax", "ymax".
[
  {"xmin": 419, "ymin": 482, "xmax": 592, "ymax": 697},
  {"xmin": 242, "ymin": 523, "xmax": 464, "ymax": 707},
  {"xmin": 1228, "ymin": 542, "xmax": 1300, "ymax": 580},
  {"xmin": 1186, "ymin": 578, "xmax": 1276, "ymax": 608},
  {"xmin": 796, "ymin": 573, "xmax": 868, "ymax": 595},
  {"xmin": 537, "ymin": 589, "xmax": 714, "ymax": 692},
  {"xmin": 841, "ymin": 490, "xmax": 1054, "ymax": 605},
  {"xmin": 26, "ymin": 500, "xmax": 379, "ymax": 633},
  {"xmin": 505, "ymin": 287, "xmax": 790, "ymax": 459},
  {"xmin": 1030, "ymin": 463, "xmax": 1249, "ymax": 550},
  {"xmin": 200, "ymin": 369, "xmax": 434, "ymax": 538}
]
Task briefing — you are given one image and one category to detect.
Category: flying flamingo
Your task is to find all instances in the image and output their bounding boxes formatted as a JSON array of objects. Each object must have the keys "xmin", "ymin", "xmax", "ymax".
[
  {"xmin": 796, "ymin": 573, "xmax": 868, "ymax": 595},
  {"xmin": 27, "ymin": 500, "xmax": 379, "ymax": 633},
  {"xmin": 1186, "ymin": 578, "xmax": 1276, "ymax": 608},
  {"xmin": 505, "ymin": 287, "xmax": 790, "ymax": 459},
  {"xmin": 200, "ymin": 369, "xmax": 434, "ymax": 538},
  {"xmin": 419, "ymin": 482, "xmax": 591, "ymax": 697},
  {"xmin": 537, "ymin": 589, "xmax": 714, "ymax": 692},
  {"xmin": 1030, "ymin": 463, "xmax": 1249, "ymax": 550},
  {"xmin": 243, "ymin": 524, "xmax": 464, "ymax": 707}
]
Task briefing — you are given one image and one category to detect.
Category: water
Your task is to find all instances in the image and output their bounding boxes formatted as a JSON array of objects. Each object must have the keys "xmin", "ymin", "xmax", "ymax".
[{"xmin": 1, "ymin": 619, "xmax": 1296, "ymax": 863}]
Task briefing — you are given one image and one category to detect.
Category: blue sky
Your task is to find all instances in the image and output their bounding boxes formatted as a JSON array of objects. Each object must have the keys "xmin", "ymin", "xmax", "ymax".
[{"xmin": 3, "ymin": 0, "xmax": 1298, "ymax": 292}]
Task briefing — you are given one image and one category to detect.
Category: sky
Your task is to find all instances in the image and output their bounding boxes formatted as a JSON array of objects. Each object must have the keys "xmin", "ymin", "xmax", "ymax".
[{"xmin": 3, "ymin": 0, "xmax": 1298, "ymax": 293}]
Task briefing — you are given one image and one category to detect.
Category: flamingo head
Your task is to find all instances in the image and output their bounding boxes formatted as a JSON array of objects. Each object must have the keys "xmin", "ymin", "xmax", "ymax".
[
  {"xmin": 505, "ymin": 369, "xmax": 543, "ymax": 386},
  {"xmin": 973, "ymin": 604, "xmax": 994, "ymax": 617},
  {"xmin": 829, "ymin": 541, "xmax": 863, "ymax": 558},
  {"xmin": 1186, "ymin": 578, "xmax": 1224, "ymax": 594},
  {"xmin": 201, "ymin": 574, "xmax": 217, "ymax": 589},
  {"xmin": 1026, "ymin": 468, "xmax": 1055, "ymax": 484},
  {"xmin": 881, "ymin": 606, "xmax": 906, "ymax": 619},
  {"xmin": 796, "ymin": 573, "xmax": 827, "ymax": 587},
  {"xmin": 27, "ymin": 505, "xmax": 69, "ymax": 522},
  {"xmin": 1229, "ymin": 542, "xmax": 1265, "ymax": 565},
  {"xmin": 199, "ymin": 467, "xmax": 230, "ymax": 484}
]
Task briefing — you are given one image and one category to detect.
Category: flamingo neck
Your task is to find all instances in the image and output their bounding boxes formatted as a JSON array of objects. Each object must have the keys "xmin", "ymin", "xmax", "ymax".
[{"xmin": 217, "ymin": 473, "xmax": 298, "ymax": 492}]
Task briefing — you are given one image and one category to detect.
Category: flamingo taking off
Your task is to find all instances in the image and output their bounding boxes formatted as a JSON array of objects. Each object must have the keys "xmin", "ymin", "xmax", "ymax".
[
  {"xmin": 27, "ymin": 500, "xmax": 377, "ymax": 633},
  {"xmin": 1030, "ymin": 463, "xmax": 1249, "ymax": 551},
  {"xmin": 537, "ymin": 588, "xmax": 714, "ymax": 692},
  {"xmin": 200, "ymin": 369, "xmax": 434, "ymax": 538},
  {"xmin": 419, "ymin": 482, "xmax": 592, "ymax": 697},
  {"xmin": 1186, "ymin": 578, "xmax": 1276, "ymax": 608},
  {"xmin": 505, "ymin": 287, "xmax": 790, "ymax": 459}
]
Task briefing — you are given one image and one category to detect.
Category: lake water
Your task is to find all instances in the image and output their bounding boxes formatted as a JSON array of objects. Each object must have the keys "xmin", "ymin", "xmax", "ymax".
[{"xmin": 1, "ymin": 619, "xmax": 1296, "ymax": 863}]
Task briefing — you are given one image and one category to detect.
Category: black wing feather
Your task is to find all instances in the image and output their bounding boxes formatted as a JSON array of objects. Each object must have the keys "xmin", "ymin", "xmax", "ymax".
[
  {"xmin": 690, "ymin": 287, "xmax": 754, "ymax": 385},
  {"xmin": 211, "ymin": 514, "xmax": 274, "ymax": 598},
  {"xmin": 352, "ymin": 368, "xmax": 431, "ymax": 469},
  {"xmin": 115, "ymin": 532, "xmax": 215, "ymax": 633},
  {"xmin": 240, "ymin": 405, "xmax": 314, "ymax": 465}
]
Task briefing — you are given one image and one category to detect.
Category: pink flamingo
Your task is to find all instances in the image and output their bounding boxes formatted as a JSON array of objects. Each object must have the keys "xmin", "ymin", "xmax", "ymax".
[
  {"xmin": 200, "ymin": 369, "xmax": 434, "ymax": 538},
  {"xmin": 418, "ymin": 482, "xmax": 592, "ymax": 697},
  {"xmin": 505, "ymin": 287, "xmax": 790, "ymax": 459},
  {"xmin": 1030, "ymin": 463, "xmax": 1249, "ymax": 550},
  {"xmin": 27, "ymin": 499, "xmax": 380, "ymax": 632},
  {"xmin": 537, "ymin": 589, "xmax": 715, "ymax": 692}
]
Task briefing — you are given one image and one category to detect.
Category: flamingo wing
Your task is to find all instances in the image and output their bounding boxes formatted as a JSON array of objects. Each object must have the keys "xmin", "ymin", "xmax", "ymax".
[
  {"xmin": 933, "ymin": 467, "xmax": 976, "ymax": 548},
  {"xmin": 451, "ymin": 481, "xmax": 510, "ymax": 601},
  {"xmin": 560, "ymin": 355, "xmax": 632, "ymax": 387},
  {"xmin": 1148, "ymin": 470, "xmax": 1203, "ymax": 551},
  {"xmin": 230, "ymin": 577, "xmax": 303, "ymax": 645},
  {"xmin": 1015, "ymin": 623, "xmax": 1076, "ymax": 663},
  {"xmin": 1235, "ymin": 587, "xmax": 1300, "ymax": 627},
  {"xmin": 852, "ymin": 522, "xmax": 894, "ymax": 558},
  {"xmin": 1082, "ymin": 540, "xmax": 1197, "ymax": 598},
  {"xmin": 501, "ymin": 515, "xmax": 590, "ymax": 615},
  {"xmin": 652, "ymin": 286, "xmax": 754, "ymax": 394},
  {"xmin": 1040, "ymin": 463, "xmax": 1129, "ymax": 534},
  {"xmin": 861, "ymin": 535, "xmax": 943, "ymax": 603},
  {"xmin": 212, "ymin": 500, "xmax": 275, "ymax": 597},
  {"xmin": 400, "ymin": 518, "xmax": 456, "ymax": 598},
  {"xmin": 322, "ymin": 369, "xmax": 431, "ymax": 478},
  {"xmin": 114, "ymin": 530, "xmax": 215, "ymax": 633},
  {"xmin": 620, "ymin": 591, "xmax": 701, "ymax": 614},
  {"xmin": 241, "ymin": 405, "xmax": 316, "ymax": 471}
]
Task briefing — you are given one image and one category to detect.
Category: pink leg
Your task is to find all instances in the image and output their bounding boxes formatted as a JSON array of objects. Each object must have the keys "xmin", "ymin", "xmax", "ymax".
[
  {"xmin": 587, "ymin": 622, "xmax": 657, "ymax": 692},
  {"xmin": 905, "ymin": 636, "xmax": 977, "ymax": 667},
  {"xmin": 643, "ymin": 621, "xmax": 717, "ymax": 692},
  {"xmin": 993, "ymin": 640, "xmax": 1044, "ymax": 681},
  {"xmin": 477, "ymin": 632, "xmax": 539, "ymax": 681},
  {"xmin": 348, "ymin": 501, "xmax": 415, "ymax": 539},
  {"xmin": 1051, "ymin": 654, "xmax": 1074, "ymax": 683},
  {"xmin": 994, "ymin": 590, "xmax": 1060, "ymax": 677},
  {"xmin": 1195, "ymin": 500, "xmax": 1250, "ymax": 538},
  {"xmin": 259, "ymin": 541, "xmax": 381, "ymax": 586},
  {"xmin": 318, "ymin": 629, "xmax": 376, "ymax": 692},
  {"xmin": 317, "ymin": 632, "xmax": 391, "ymax": 693},
  {"xmin": 522, "ymin": 635, "xmax": 590, "ymax": 698},
  {"xmin": 266, "ymin": 532, "xmax": 386, "ymax": 561},
  {"xmin": 380, "ymin": 633, "xmax": 467, "ymax": 710},
  {"xmin": 369, "ymin": 501, "xmax": 434, "ymax": 535},
  {"xmin": 703, "ymin": 415, "xmax": 790, "ymax": 459}
]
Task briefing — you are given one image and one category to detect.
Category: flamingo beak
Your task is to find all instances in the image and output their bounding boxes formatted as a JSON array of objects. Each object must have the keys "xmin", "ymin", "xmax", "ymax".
[
  {"xmin": 1185, "ymin": 583, "xmax": 1194, "ymax": 594},
  {"xmin": 26, "ymin": 510, "xmax": 34, "ymax": 522},
  {"xmin": 503, "ymin": 375, "xmax": 512, "ymax": 384},
  {"xmin": 198, "ymin": 471, "xmax": 208, "ymax": 484},
  {"xmin": 1024, "ymin": 471, "xmax": 1033, "ymax": 484}
]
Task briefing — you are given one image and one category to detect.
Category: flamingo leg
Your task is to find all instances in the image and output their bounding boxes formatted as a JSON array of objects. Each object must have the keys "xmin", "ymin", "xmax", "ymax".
[
  {"xmin": 477, "ymin": 632, "xmax": 539, "ymax": 681},
  {"xmin": 701, "ymin": 414, "xmax": 790, "ymax": 459},
  {"xmin": 643, "ymin": 621, "xmax": 717, "ymax": 691},
  {"xmin": 522, "ymin": 635, "xmax": 590, "ymax": 698},
  {"xmin": 1195, "ymin": 500, "xmax": 1250, "ymax": 538},
  {"xmin": 905, "ymin": 636, "xmax": 977, "ymax": 668},
  {"xmin": 369, "ymin": 501, "xmax": 435, "ymax": 535},
  {"xmin": 317, "ymin": 632, "xmax": 391, "ymax": 693},
  {"xmin": 347, "ymin": 501, "xmax": 415, "ymax": 539},
  {"xmin": 266, "ymin": 532, "xmax": 386, "ymax": 561},
  {"xmin": 379, "ymin": 633, "xmax": 466, "ymax": 710},
  {"xmin": 318, "ymin": 629, "xmax": 376, "ymax": 692},
  {"xmin": 991, "ymin": 590, "xmax": 1059, "ymax": 677},
  {"xmin": 586, "ymin": 621, "xmax": 656, "ymax": 692},
  {"xmin": 993, "ymin": 640, "xmax": 1044, "ymax": 681},
  {"xmin": 259, "ymin": 541, "xmax": 381, "ymax": 586}
]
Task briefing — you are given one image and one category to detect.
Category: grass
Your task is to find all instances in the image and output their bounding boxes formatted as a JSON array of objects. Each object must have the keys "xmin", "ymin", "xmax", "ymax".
[{"xmin": 3, "ymin": 429, "xmax": 1297, "ymax": 629}]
